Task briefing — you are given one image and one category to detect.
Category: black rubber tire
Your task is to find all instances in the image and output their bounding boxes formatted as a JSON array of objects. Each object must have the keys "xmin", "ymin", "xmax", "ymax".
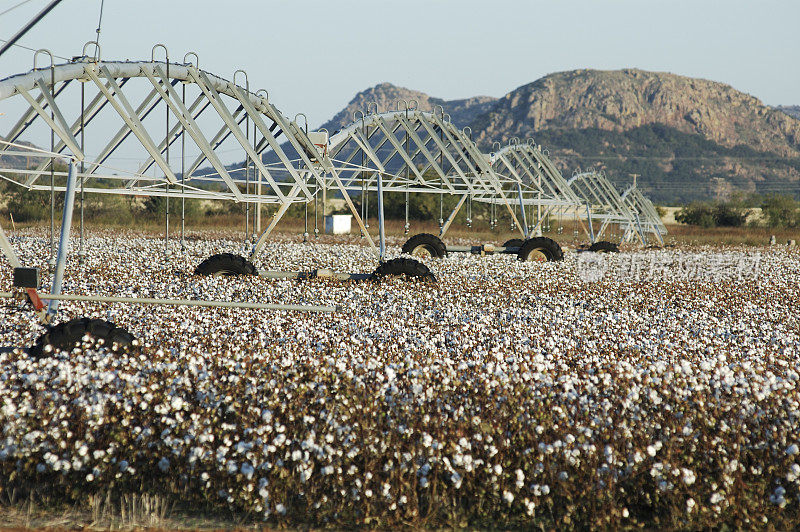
[
  {"xmin": 588, "ymin": 241, "xmax": 620, "ymax": 253},
  {"xmin": 401, "ymin": 233, "xmax": 446, "ymax": 259},
  {"xmin": 501, "ymin": 238, "xmax": 525, "ymax": 253},
  {"xmin": 194, "ymin": 253, "xmax": 257, "ymax": 276},
  {"xmin": 371, "ymin": 258, "xmax": 436, "ymax": 282},
  {"xmin": 30, "ymin": 317, "xmax": 135, "ymax": 358},
  {"xmin": 517, "ymin": 237, "xmax": 564, "ymax": 262}
]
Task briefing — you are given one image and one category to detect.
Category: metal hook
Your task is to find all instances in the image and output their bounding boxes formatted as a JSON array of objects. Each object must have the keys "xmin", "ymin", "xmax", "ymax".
[
  {"xmin": 33, "ymin": 48, "xmax": 54, "ymax": 71},
  {"xmin": 151, "ymin": 43, "xmax": 169, "ymax": 63},
  {"xmin": 463, "ymin": 126, "xmax": 472, "ymax": 140},
  {"xmin": 367, "ymin": 101, "xmax": 379, "ymax": 115},
  {"xmin": 408, "ymin": 99, "xmax": 419, "ymax": 111},
  {"xmin": 81, "ymin": 41, "xmax": 101, "ymax": 62},
  {"xmin": 492, "ymin": 141, "xmax": 502, "ymax": 152},
  {"xmin": 255, "ymin": 89, "xmax": 269, "ymax": 107},
  {"xmin": 396, "ymin": 99, "xmax": 409, "ymax": 112},
  {"xmin": 443, "ymin": 113, "xmax": 451, "ymax": 123},
  {"xmin": 183, "ymin": 51, "xmax": 199, "ymax": 67},
  {"xmin": 353, "ymin": 109, "xmax": 365, "ymax": 123},
  {"xmin": 295, "ymin": 113, "xmax": 308, "ymax": 134},
  {"xmin": 526, "ymin": 137, "xmax": 535, "ymax": 146},
  {"xmin": 433, "ymin": 104, "xmax": 445, "ymax": 119},
  {"xmin": 233, "ymin": 69, "xmax": 249, "ymax": 93}
]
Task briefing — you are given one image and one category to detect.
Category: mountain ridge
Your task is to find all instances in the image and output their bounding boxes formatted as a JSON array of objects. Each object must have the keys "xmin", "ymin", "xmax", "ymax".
[
  {"xmin": 319, "ymin": 82, "xmax": 496, "ymax": 133},
  {"xmin": 321, "ymin": 70, "xmax": 800, "ymax": 203}
]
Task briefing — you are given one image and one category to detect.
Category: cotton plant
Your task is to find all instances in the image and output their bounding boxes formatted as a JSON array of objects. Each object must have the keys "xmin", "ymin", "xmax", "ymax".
[{"xmin": 0, "ymin": 231, "xmax": 798, "ymax": 528}]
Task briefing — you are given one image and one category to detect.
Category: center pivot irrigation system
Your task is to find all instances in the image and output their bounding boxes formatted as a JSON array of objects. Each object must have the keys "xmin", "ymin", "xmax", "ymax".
[{"xmin": 0, "ymin": 44, "xmax": 665, "ymax": 352}]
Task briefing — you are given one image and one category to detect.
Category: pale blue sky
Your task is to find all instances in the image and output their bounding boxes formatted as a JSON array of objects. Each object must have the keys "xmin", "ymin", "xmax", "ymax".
[{"xmin": 2, "ymin": 0, "xmax": 799, "ymax": 128}]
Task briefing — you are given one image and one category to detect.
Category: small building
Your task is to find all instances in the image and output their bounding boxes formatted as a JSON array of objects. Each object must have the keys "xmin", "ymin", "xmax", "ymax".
[{"xmin": 325, "ymin": 214, "xmax": 352, "ymax": 235}]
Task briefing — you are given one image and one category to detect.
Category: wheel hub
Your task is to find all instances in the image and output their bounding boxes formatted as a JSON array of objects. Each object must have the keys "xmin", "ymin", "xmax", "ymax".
[
  {"xmin": 525, "ymin": 248, "xmax": 548, "ymax": 262},
  {"xmin": 411, "ymin": 246, "xmax": 433, "ymax": 259}
]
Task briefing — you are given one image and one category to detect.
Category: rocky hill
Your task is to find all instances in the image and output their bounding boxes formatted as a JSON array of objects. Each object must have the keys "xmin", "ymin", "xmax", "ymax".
[
  {"xmin": 471, "ymin": 69, "xmax": 800, "ymax": 156},
  {"xmin": 777, "ymin": 105, "xmax": 800, "ymax": 120},
  {"xmin": 324, "ymin": 71, "xmax": 800, "ymax": 203},
  {"xmin": 319, "ymin": 82, "xmax": 496, "ymax": 133}
]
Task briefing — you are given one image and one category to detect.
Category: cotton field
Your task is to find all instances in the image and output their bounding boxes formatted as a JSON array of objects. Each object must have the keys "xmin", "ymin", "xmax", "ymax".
[{"xmin": 1, "ymin": 230, "xmax": 799, "ymax": 528}]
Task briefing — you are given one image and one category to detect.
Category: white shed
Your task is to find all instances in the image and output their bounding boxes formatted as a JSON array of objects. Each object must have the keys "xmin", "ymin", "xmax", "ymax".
[{"xmin": 324, "ymin": 214, "xmax": 352, "ymax": 235}]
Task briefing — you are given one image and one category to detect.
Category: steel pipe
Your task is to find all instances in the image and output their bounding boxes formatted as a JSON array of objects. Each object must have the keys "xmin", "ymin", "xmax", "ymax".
[
  {"xmin": 1, "ymin": 291, "xmax": 337, "ymax": 313},
  {"xmin": 47, "ymin": 161, "xmax": 77, "ymax": 318}
]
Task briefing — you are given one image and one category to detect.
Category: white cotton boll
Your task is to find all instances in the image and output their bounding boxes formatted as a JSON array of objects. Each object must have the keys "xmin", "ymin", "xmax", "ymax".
[
  {"xmin": 493, "ymin": 464, "xmax": 503, "ymax": 475},
  {"xmin": 525, "ymin": 498, "xmax": 536, "ymax": 516},
  {"xmin": 786, "ymin": 463, "xmax": 800, "ymax": 482},
  {"xmin": 503, "ymin": 490, "xmax": 514, "ymax": 505},
  {"xmin": 787, "ymin": 444, "xmax": 799, "ymax": 456},
  {"xmin": 158, "ymin": 457, "xmax": 169, "ymax": 472},
  {"xmin": 450, "ymin": 472, "xmax": 462, "ymax": 489},
  {"xmin": 770, "ymin": 487, "xmax": 787, "ymax": 507},
  {"xmin": 558, "ymin": 471, "xmax": 569, "ymax": 481},
  {"xmin": 241, "ymin": 462, "xmax": 255, "ymax": 479},
  {"xmin": 276, "ymin": 503, "xmax": 287, "ymax": 515},
  {"xmin": 419, "ymin": 476, "xmax": 429, "ymax": 488}
]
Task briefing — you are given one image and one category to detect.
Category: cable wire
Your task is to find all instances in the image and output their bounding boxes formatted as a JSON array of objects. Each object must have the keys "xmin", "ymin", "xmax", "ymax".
[{"xmin": 0, "ymin": 0, "xmax": 36, "ymax": 18}]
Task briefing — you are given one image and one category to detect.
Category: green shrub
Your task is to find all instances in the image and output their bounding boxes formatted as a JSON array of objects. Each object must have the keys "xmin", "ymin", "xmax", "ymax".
[
  {"xmin": 675, "ymin": 200, "xmax": 750, "ymax": 227},
  {"xmin": 761, "ymin": 194, "xmax": 799, "ymax": 228}
]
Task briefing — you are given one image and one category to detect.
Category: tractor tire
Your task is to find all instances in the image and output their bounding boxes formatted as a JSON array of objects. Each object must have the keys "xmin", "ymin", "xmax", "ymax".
[
  {"xmin": 401, "ymin": 233, "xmax": 446, "ymax": 259},
  {"xmin": 194, "ymin": 253, "xmax": 257, "ymax": 276},
  {"xmin": 501, "ymin": 238, "xmax": 525, "ymax": 253},
  {"xmin": 517, "ymin": 237, "xmax": 564, "ymax": 262},
  {"xmin": 30, "ymin": 317, "xmax": 135, "ymax": 358},
  {"xmin": 588, "ymin": 241, "xmax": 620, "ymax": 253},
  {"xmin": 371, "ymin": 258, "xmax": 436, "ymax": 282}
]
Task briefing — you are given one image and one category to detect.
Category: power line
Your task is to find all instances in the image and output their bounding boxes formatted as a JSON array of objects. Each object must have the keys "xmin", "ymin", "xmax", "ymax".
[
  {"xmin": 0, "ymin": 0, "xmax": 36, "ymax": 18},
  {"xmin": 94, "ymin": 0, "xmax": 105, "ymax": 48},
  {"xmin": 0, "ymin": 38, "xmax": 70, "ymax": 61},
  {"xmin": 554, "ymin": 154, "xmax": 799, "ymax": 161}
]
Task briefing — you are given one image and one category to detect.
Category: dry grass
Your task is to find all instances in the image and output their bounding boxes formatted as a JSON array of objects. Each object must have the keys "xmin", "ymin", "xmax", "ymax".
[
  {"xmin": 6, "ymin": 213, "xmax": 799, "ymax": 252},
  {"xmin": 664, "ymin": 223, "xmax": 799, "ymax": 247},
  {"xmin": 0, "ymin": 491, "xmax": 273, "ymax": 530},
  {"xmin": 68, "ymin": 216, "xmax": 800, "ymax": 249}
]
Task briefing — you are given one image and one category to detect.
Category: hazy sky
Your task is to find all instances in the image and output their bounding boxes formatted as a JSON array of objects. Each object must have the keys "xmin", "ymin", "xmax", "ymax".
[{"xmin": 1, "ymin": 0, "xmax": 799, "ymax": 128}]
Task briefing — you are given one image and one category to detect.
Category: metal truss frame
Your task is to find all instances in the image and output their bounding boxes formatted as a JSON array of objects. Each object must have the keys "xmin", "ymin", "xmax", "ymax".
[
  {"xmin": 1, "ymin": 53, "xmax": 666, "ymax": 255},
  {"xmin": 0, "ymin": 56, "xmax": 378, "ymax": 254}
]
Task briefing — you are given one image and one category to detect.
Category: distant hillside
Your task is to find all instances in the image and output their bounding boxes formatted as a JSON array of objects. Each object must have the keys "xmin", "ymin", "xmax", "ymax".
[
  {"xmin": 319, "ymin": 82, "xmax": 496, "ymax": 132},
  {"xmin": 471, "ymin": 69, "xmax": 800, "ymax": 155},
  {"xmin": 321, "ymin": 71, "xmax": 800, "ymax": 203},
  {"xmin": 777, "ymin": 105, "xmax": 800, "ymax": 120}
]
